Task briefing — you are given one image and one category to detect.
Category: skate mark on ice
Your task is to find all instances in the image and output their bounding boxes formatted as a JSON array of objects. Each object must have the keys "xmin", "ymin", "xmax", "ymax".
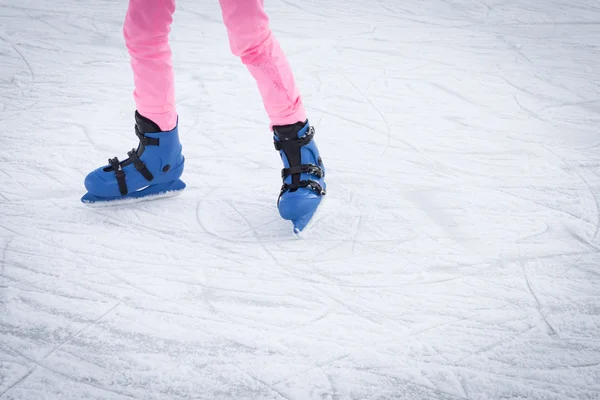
[
  {"xmin": 3, "ymin": 259, "xmax": 93, "ymax": 295},
  {"xmin": 375, "ymin": 0, "xmax": 414, "ymax": 17},
  {"xmin": 490, "ymin": 187, "xmax": 586, "ymax": 225},
  {"xmin": 0, "ymin": 236, "xmax": 14, "ymax": 288},
  {"xmin": 0, "ymin": 345, "xmax": 139, "ymax": 400},
  {"xmin": 43, "ymin": 302, "xmax": 121, "ymax": 360},
  {"xmin": 318, "ymin": 289, "xmax": 409, "ymax": 342},
  {"xmin": 457, "ymin": 374, "xmax": 470, "ymax": 400},
  {"xmin": 340, "ymin": 73, "xmax": 392, "ymax": 155},
  {"xmin": 493, "ymin": 20, "xmax": 600, "ymax": 27},
  {"xmin": 313, "ymin": 97, "xmax": 464, "ymax": 184},
  {"xmin": 452, "ymin": 362, "xmax": 600, "ymax": 396},
  {"xmin": 87, "ymin": 207, "xmax": 189, "ymax": 250},
  {"xmin": 270, "ymin": 354, "xmax": 349, "ymax": 387},
  {"xmin": 0, "ymin": 366, "xmax": 38, "ymax": 400},
  {"xmin": 521, "ymin": 261, "xmax": 558, "ymax": 337},
  {"xmin": 429, "ymin": 82, "xmax": 488, "ymax": 110},
  {"xmin": 407, "ymin": 273, "xmax": 534, "ymax": 339},
  {"xmin": 235, "ymin": 366, "xmax": 292, "ymax": 400},
  {"xmin": 0, "ymin": 169, "xmax": 33, "ymax": 194},
  {"xmin": 320, "ymin": 364, "xmax": 341, "ymax": 400},
  {"xmin": 280, "ymin": 0, "xmax": 332, "ymax": 19},
  {"xmin": 358, "ymin": 368, "xmax": 467, "ymax": 400},
  {"xmin": 0, "ymin": 302, "xmax": 121, "ymax": 398},
  {"xmin": 455, "ymin": 321, "xmax": 541, "ymax": 366},
  {"xmin": 349, "ymin": 213, "xmax": 362, "ymax": 256},
  {"xmin": 565, "ymin": 227, "xmax": 600, "ymax": 253},
  {"xmin": 225, "ymin": 201, "xmax": 309, "ymax": 281},
  {"xmin": 75, "ymin": 123, "xmax": 101, "ymax": 152},
  {"xmin": 541, "ymin": 144, "xmax": 600, "ymax": 243},
  {"xmin": 197, "ymin": 196, "xmax": 361, "ymax": 251},
  {"xmin": 0, "ymin": 32, "xmax": 34, "ymax": 85},
  {"xmin": 541, "ymin": 99, "xmax": 600, "ymax": 112},
  {"xmin": 495, "ymin": 34, "xmax": 532, "ymax": 65},
  {"xmin": 0, "ymin": 223, "xmax": 90, "ymax": 266},
  {"xmin": 513, "ymin": 95, "xmax": 544, "ymax": 121},
  {"xmin": 499, "ymin": 76, "xmax": 562, "ymax": 103},
  {"xmin": 195, "ymin": 199, "xmax": 290, "ymax": 244},
  {"xmin": 304, "ymin": 104, "xmax": 392, "ymax": 147}
]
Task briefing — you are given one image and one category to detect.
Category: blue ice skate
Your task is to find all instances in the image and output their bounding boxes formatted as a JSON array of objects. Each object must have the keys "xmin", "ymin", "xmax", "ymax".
[
  {"xmin": 274, "ymin": 120, "xmax": 326, "ymax": 233},
  {"xmin": 81, "ymin": 111, "xmax": 185, "ymax": 205}
]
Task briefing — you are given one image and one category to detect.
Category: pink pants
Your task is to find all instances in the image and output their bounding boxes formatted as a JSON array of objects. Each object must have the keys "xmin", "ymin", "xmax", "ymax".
[{"xmin": 123, "ymin": 0, "xmax": 306, "ymax": 131}]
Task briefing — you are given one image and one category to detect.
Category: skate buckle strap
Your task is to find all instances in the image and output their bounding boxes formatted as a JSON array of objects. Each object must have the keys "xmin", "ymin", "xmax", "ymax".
[
  {"xmin": 281, "ymin": 163, "xmax": 324, "ymax": 179},
  {"xmin": 127, "ymin": 149, "xmax": 154, "ymax": 181},
  {"xmin": 106, "ymin": 150, "xmax": 154, "ymax": 197},
  {"xmin": 109, "ymin": 157, "xmax": 128, "ymax": 196},
  {"xmin": 275, "ymin": 126, "xmax": 325, "ymax": 200},
  {"xmin": 273, "ymin": 126, "xmax": 315, "ymax": 151},
  {"xmin": 280, "ymin": 180, "xmax": 326, "ymax": 197},
  {"xmin": 135, "ymin": 126, "xmax": 160, "ymax": 147}
]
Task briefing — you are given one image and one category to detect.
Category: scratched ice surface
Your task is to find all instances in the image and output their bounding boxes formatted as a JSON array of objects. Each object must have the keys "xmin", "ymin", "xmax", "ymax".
[{"xmin": 1, "ymin": 0, "xmax": 599, "ymax": 399}]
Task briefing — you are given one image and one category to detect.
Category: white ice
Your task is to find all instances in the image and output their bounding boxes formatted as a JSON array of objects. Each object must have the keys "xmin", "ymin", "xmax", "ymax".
[{"xmin": 1, "ymin": 0, "xmax": 600, "ymax": 399}]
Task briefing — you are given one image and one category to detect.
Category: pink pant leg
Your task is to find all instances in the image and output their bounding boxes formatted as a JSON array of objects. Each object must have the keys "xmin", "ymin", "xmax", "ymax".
[
  {"xmin": 218, "ymin": 0, "xmax": 306, "ymax": 128},
  {"xmin": 123, "ymin": 0, "xmax": 177, "ymax": 131}
]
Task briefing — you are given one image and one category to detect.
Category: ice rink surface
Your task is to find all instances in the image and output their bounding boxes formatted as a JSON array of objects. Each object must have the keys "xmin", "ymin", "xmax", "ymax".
[{"xmin": 1, "ymin": 0, "xmax": 599, "ymax": 398}]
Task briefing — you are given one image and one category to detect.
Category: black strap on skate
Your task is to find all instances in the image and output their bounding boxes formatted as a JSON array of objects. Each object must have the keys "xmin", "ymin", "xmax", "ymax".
[
  {"xmin": 135, "ymin": 125, "xmax": 160, "ymax": 148},
  {"xmin": 281, "ymin": 164, "xmax": 324, "ymax": 180},
  {"xmin": 99, "ymin": 119, "xmax": 162, "ymax": 196},
  {"xmin": 109, "ymin": 157, "xmax": 128, "ymax": 196},
  {"xmin": 280, "ymin": 180, "xmax": 326, "ymax": 197},
  {"xmin": 273, "ymin": 127, "xmax": 315, "ymax": 152},
  {"xmin": 104, "ymin": 148, "xmax": 154, "ymax": 177},
  {"xmin": 127, "ymin": 149, "xmax": 154, "ymax": 181}
]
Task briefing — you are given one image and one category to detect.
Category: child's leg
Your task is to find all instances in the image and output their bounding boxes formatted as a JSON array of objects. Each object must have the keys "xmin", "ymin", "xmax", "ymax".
[
  {"xmin": 218, "ymin": 0, "xmax": 325, "ymax": 233},
  {"xmin": 124, "ymin": 0, "xmax": 177, "ymax": 131},
  {"xmin": 218, "ymin": 0, "xmax": 306, "ymax": 127}
]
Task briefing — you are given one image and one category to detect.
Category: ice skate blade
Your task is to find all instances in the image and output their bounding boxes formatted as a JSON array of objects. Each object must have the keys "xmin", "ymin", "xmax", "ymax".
[{"xmin": 81, "ymin": 179, "xmax": 186, "ymax": 207}]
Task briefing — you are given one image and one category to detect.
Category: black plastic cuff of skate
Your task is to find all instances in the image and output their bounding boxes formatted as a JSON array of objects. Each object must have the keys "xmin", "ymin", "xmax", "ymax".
[
  {"xmin": 273, "ymin": 128, "xmax": 314, "ymax": 152},
  {"xmin": 135, "ymin": 126, "xmax": 160, "ymax": 147}
]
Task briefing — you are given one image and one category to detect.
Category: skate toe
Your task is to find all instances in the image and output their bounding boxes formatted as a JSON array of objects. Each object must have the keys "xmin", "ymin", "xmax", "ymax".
[
  {"xmin": 84, "ymin": 167, "xmax": 115, "ymax": 197},
  {"xmin": 278, "ymin": 188, "xmax": 323, "ymax": 231}
]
